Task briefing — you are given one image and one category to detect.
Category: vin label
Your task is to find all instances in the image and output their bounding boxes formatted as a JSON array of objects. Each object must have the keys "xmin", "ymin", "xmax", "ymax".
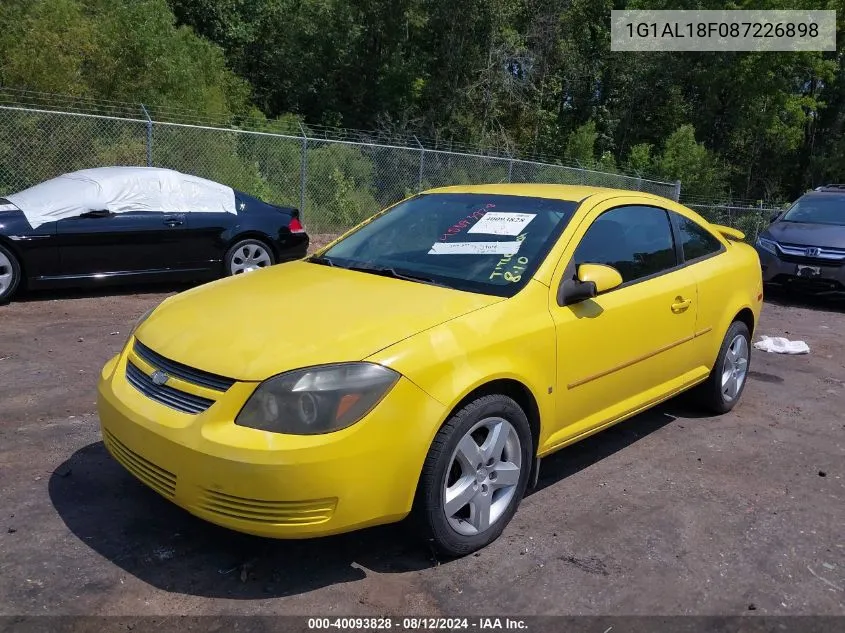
[{"xmin": 611, "ymin": 10, "xmax": 836, "ymax": 52}]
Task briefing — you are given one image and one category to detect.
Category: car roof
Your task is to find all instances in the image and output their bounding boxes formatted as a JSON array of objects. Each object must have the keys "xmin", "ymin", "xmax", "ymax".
[{"xmin": 421, "ymin": 183, "xmax": 668, "ymax": 204}]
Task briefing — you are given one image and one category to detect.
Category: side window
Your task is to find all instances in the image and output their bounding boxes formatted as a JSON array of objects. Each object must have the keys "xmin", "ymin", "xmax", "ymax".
[
  {"xmin": 673, "ymin": 213, "xmax": 724, "ymax": 261},
  {"xmin": 574, "ymin": 205, "xmax": 677, "ymax": 284}
]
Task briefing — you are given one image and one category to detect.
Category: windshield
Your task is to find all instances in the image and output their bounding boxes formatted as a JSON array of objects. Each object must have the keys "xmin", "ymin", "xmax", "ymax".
[
  {"xmin": 317, "ymin": 193, "xmax": 579, "ymax": 297},
  {"xmin": 782, "ymin": 194, "xmax": 845, "ymax": 226}
]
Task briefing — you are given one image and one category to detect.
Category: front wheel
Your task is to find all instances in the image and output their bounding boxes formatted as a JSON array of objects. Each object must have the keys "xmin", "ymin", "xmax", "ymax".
[
  {"xmin": 224, "ymin": 239, "xmax": 275, "ymax": 276},
  {"xmin": 0, "ymin": 244, "xmax": 22, "ymax": 304},
  {"xmin": 694, "ymin": 321, "xmax": 751, "ymax": 414},
  {"xmin": 414, "ymin": 394, "xmax": 533, "ymax": 557}
]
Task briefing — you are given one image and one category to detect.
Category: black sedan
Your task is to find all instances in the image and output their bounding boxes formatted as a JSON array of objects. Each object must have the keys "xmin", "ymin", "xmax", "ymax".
[{"xmin": 0, "ymin": 167, "xmax": 309, "ymax": 303}]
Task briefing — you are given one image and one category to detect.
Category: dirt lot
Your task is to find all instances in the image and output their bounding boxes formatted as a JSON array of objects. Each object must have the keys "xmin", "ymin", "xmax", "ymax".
[{"xmin": 0, "ymin": 282, "xmax": 843, "ymax": 617}]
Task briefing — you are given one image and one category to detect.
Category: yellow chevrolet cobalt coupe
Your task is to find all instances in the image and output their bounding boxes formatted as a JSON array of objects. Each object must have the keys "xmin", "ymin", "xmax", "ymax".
[{"xmin": 97, "ymin": 184, "xmax": 763, "ymax": 556}]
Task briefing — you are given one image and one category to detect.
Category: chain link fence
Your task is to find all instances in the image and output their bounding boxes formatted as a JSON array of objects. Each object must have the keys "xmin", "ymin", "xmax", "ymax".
[
  {"xmin": 0, "ymin": 98, "xmax": 680, "ymax": 242},
  {"xmin": 683, "ymin": 198, "xmax": 788, "ymax": 244}
]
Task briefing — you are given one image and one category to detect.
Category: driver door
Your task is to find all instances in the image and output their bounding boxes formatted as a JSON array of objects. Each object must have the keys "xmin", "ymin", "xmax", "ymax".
[
  {"xmin": 544, "ymin": 201, "xmax": 701, "ymax": 450},
  {"xmin": 55, "ymin": 210, "xmax": 188, "ymax": 277}
]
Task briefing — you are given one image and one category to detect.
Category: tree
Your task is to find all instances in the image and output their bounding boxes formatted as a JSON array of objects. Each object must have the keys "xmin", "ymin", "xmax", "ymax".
[
  {"xmin": 565, "ymin": 120, "xmax": 598, "ymax": 167},
  {"xmin": 655, "ymin": 125, "xmax": 724, "ymax": 200}
]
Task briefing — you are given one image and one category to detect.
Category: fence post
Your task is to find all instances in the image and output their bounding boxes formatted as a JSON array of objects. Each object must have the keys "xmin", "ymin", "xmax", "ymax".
[
  {"xmin": 508, "ymin": 156, "xmax": 514, "ymax": 183},
  {"xmin": 414, "ymin": 135, "xmax": 425, "ymax": 192},
  {"xmin": 636, "ymin": 176, "xmax": 642, "ymax": 191},
  {"xmin": 673, "ymin": 180, "xmax": 681, "ymax": 202},
  {"xmin": 753, "ymin": 200, "xmax": 763, "ymax": 242},
  {"xmin": 298, "ymin": 122, "xmax": 308, "ymax": 220},
  {"xmin": 140, "ymin": 104, "xmax": 153, "ymax": 167}
]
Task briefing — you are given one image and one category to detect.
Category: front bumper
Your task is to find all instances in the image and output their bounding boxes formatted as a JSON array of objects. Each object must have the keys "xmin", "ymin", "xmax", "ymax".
[
  {"xmin": 96, "ymin": 343, "xmax": 446, "ymax": 538},
  {"xmin": 756, "ymin": 248, "xmax": 845, "ymax": 294}
]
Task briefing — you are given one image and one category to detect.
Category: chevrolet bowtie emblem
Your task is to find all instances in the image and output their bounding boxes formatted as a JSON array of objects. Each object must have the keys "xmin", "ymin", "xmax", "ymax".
[{"xmin": 151, "ymin": 370, "xmax": 169, "ymax": 386}]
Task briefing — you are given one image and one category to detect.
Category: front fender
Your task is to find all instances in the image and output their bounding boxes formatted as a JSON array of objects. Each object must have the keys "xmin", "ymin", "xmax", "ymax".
[{"xmin": 367, "ymin": 280, "xmax": 557, "ymax": 449}]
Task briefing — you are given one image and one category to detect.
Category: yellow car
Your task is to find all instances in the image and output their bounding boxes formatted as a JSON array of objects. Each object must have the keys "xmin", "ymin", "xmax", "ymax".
[{"xmin": 97, "ymin": 184, "xmax": 763, "ymax": 556}]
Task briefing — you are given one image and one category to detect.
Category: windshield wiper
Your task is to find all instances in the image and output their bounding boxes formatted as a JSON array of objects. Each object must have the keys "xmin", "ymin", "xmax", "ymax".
[
  {"xmin": 307, "ymin": 255, "xmax": 336, "ymax": 267},
  {"xmin": 342, "ymin": 263, "xmax": 449, "ymax": 288}
]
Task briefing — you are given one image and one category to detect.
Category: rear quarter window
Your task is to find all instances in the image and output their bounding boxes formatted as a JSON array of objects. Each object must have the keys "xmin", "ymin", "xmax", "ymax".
[{"xmin": 674, "ymin": 214, "xmax": 724, "ymax": 262}]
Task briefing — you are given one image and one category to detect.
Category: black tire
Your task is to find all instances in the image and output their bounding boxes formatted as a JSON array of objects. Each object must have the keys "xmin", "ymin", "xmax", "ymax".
[
  {"xmin": 413, "ymin": 394, "xmax": 533, "ymax": 557},
  {"xmin": 0, "ymin": 243, "xmax": 22, "ymax": 305},
  {"xmin": 694, "ymin": 320, "xmax": 752, "ymax": 414},
  {"xmin": 224, "ymin": 238, "xmax": 276, "ymax": 277}
]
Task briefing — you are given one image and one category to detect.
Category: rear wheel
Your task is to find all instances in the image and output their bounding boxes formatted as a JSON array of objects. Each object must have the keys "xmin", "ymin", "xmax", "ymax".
[
  {"xmin": 694, "ymin": 321, "xmax": 751, "ymax": 414},
  {"xmin": 414, "ymin": 394, "xmax": 532, "ymax": 557},
  {"xmin": 225, "ymin": 239, "xmax": 275, "ymax": 276},
  {"xmin": 0, "ymin": 244, "xmax": 21, "ymax": 304}
]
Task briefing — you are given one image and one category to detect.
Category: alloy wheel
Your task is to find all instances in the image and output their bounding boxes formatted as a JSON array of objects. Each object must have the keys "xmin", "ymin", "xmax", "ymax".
[
  {"xmin": 230, "ymin": 243, "xmax": 272, "ymax": 275},
  {"xmin": 0, "ymin": 250, "xmax": 13, "ymax": 296},
  {"xmin": 442, "ymin": 417, "xmax": 522, "ymax": 536},
  {"xmin": 721, "ymin": 334, "xmax": 749, "ymax": 402}
]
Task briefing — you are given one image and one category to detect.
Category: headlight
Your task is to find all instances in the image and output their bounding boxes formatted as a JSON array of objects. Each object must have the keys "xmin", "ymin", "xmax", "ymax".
[
  {"xmin": 235, "ymin": 363, "xmax": 400, "ymax": 435},
  {"xmin": 755, "ymin": 237, "xmax": 778, "ymax": 255},
  {"xmin": 129, "ymin": 307, "xmax": 155, "ymax": 337}
]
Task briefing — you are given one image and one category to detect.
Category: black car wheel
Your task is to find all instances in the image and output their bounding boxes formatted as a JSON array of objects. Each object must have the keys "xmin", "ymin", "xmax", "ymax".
[
  {"xmin": 0, "ymin": 244, "xmax": 22, "ymax": 304},
  {"xmin": 225, "ymin": 239, "xmax": 275, "ymax": 276},
  {"xmin": 413, "ymin": 394, "xmax": 533, "ymax": 557}
]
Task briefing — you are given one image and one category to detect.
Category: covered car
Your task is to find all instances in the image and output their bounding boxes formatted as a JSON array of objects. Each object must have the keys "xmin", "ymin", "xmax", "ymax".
[{"xmin": 0, "ymin": 167, "xmax": 308, "ymax": 303}]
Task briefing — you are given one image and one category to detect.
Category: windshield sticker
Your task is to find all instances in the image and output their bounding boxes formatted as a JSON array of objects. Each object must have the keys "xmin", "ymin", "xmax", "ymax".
[
  {"xmin": 437, "ymin": 204, "xmax": 496, "ymax": 242},
  {"xmin": 467, "ymin": 212, "xmax": 536, "ymax": 236},
  {"xmin": 428, "ymin": 241, "xmax": 522, "ymax": 256}
]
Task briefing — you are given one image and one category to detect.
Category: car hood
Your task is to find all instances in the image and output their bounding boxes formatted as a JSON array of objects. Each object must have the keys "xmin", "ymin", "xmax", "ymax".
[
  {"xmin": 135, "ymin": 261, "xmax": 502, "ymax": 381},
  {"xmin": 766, "ymin": 221, "xmax": 845, "ymax": 248}
]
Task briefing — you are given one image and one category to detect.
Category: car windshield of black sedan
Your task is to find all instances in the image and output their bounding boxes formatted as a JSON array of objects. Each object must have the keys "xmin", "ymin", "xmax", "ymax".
[
  {"xmin": 316, "ymin": 193, "xmax": 578, "ymax": 296},
  {"xmin": 782, "ymin": 195, "xmax": 845, "ymax": 226}
]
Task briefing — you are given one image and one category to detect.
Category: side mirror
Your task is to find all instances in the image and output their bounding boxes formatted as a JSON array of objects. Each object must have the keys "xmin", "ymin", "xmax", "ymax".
[
  {"xmin": 577, "ymin": 263, "xmax": 623, "ymax": 293},
  {"xmin": 557, "ymin": 263, "xmax": 623, "ymax": 306}
]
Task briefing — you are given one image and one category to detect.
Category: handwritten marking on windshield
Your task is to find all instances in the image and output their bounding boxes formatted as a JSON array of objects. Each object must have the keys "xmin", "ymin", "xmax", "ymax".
[
  {"xmin": 428, "ymin": 241, "xmax": 522, "ymax": 256},
  {"xmin": 489, "ymin": 234, "xmax": 529, "ymax": 282},
  {"xmin": 437, "ymin": 204, "xmax": 495, "ymax": 242}
]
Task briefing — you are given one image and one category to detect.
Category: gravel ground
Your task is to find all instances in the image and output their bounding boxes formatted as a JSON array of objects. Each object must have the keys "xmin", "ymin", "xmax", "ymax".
[{"xmin": 0, "ymin": 281, "xmax": 843, "ymax": 617}]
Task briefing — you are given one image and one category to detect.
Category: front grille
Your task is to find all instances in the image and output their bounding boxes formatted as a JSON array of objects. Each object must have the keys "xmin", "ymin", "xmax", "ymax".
[
  {"xmin": 133, "ymin": 340, "xmax": 235, "ymax": 392},
  {"xmin": 777, "ymin": 253, "xmax": 845, "ymax": 268},
  {"xmin": 126, "ymin": 361, "xmax": 214, "ymax": 414},
  {"xmin": 198, "ymin": 489, "xmax": 337, "ymax": 526},
  {"xmin": 776, "ymin": 243, "xmax": 845, "ymax": 268},
  {"xmin": 103, "ymin": 429, "xmax": 176, "ymax": 498}
]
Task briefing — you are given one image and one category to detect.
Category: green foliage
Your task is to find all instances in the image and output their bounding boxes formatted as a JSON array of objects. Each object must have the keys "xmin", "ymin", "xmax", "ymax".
[
  {"xmin": 565, "ymin": 120, "xmax": 599, "ymax": 167},
  {"xmin": 305, "ymin": 144, "xmax": 381, "ymax": 231},
  {"xmin": 655, "ymin": 125, "xmax": 725, "ymax": 200},
  {"xmin": 3, "ymin": 0, "xmax": 845, "ymax": 217},
  {"xmin": 0, "ymin": 0, "xmax": 251, "ymax": 117},
  {"xmin": 625, "ymin": 144, "xmax": 654, "ymax": 176}
]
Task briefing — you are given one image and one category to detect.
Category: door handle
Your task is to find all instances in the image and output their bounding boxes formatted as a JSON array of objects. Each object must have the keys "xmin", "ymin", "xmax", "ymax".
[
  {"xmin": 163, "ymin": 216, "xmax": 183, "ymax": 227},
  {"xmin": 671, "ymin": 297, "xmax": 692, "ymax": 313}
]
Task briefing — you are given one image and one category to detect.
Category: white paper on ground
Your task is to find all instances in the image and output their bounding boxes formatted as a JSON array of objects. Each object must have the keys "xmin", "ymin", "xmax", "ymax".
[
  {"xmin": 753, "ymin": 335, "xmax": 810, "ymax": 355},
  {"xmin": 467, "ymin": 212, "xmax": 536, "ymax": 236},
  {"xmin": 6, "ymin": 167, "xmax": 237, "ymax": 229},
  {"xmin": 428, "ymin": 241, "xmax": 522, "ymax": 255}
]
